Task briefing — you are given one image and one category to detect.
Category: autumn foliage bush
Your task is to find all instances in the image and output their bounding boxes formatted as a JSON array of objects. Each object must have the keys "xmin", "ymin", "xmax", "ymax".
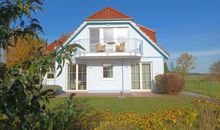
[
  {"xmin": 155, "ymin": 73, "xmax": 185, "ymax": 94},
  {"xmin": 78, "ymin": 99, "xmax": 220, "ymax": 130},
  {"xmin": 78, "ymin": 108, "xmax": 197, "ymax": 130}
]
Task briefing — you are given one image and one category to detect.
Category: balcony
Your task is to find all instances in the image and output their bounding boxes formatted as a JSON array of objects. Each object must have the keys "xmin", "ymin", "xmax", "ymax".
[{"xmin": 72, "ymin": 38, "xmax": 143, "ymax": 59}]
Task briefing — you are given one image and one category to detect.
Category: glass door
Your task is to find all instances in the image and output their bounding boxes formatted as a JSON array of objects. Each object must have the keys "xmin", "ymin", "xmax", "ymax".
[
  {"xmin": 78, "ymin": 64, "xmax": 87, "ymax": 90},
  {"xmin": 142, "ymin": 64, "xmax": 151, "ymax": 89},
  {"xmin": 131, "ymin": 64, "xmax": 140, "ymax": 90},
  {"xmin": 68, "ymin": 64, "xmax": 87, "ymax": 90},
  {"xmin": 68, "ymin": 64, "xmax": 76, "ymax": 90},
  {"xmin": 90, "ymin": 28, "xmax": 100, "ymax": 52}
]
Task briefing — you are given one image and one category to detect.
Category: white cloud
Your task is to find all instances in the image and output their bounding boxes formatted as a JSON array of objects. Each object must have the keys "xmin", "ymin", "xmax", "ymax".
[{"xmin": 171, "ymin": 49, "xmax": 220, "ymax": 58}]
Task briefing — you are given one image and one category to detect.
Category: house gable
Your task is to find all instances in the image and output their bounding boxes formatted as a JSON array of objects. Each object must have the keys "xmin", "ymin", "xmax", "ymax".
[{"xmin": 46, "ymin": 7, "xmax": 169, "ymax": 59}]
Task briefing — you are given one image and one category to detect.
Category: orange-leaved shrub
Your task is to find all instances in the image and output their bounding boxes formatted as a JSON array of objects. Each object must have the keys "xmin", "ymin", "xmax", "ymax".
[{"xmin": 155, "ymin": 73, "xmax": 184, "ymax": 94}]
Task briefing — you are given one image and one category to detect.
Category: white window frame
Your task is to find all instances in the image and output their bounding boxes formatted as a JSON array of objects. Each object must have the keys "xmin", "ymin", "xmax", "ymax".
[
  {"xmin": 131, "ymin": 62, "xmax": 152, "ymax": 91},
  {"xmin": 67, "ymin": 64, "xmax": 87, "ymax": 91}
]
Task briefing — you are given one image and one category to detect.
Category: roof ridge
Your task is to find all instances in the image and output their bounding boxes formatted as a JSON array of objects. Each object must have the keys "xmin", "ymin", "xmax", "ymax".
[{"xmin": 86, "ymin": 7, "xmax": 132, "ymax": 20}]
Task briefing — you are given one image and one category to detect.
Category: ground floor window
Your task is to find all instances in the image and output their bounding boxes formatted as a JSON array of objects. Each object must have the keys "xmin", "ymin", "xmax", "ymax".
[
  {"xmin": 47, "ymin": 62, "xmax": 55, "ymax": 79},
  {"xmin": 131, "ymin": 63, "xmax": 151, "ymax": 90},
  {"xmin": 68, "ymin": 64, "xmax": 87, "ymax": 90},
  {"xmin": 103, "ymin": 64, "xmax": 113, "ymax": 79}
]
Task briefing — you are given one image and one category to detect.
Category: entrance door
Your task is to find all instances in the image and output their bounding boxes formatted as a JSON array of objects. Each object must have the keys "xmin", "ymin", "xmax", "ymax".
[{"xmin": 68, "ymin": 64, "xmax": 87, "ymax": 90}]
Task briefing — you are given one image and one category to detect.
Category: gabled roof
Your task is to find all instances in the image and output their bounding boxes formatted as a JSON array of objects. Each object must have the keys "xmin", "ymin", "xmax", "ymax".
[
  {"xmin": 86, "ymin": 7, "xmax": 133, "ymax": 20},
  {"xmin": 46, "ymin": 35, "xmax": 70, "ymax": 52},
  {"xmin": 136, "ymin": 24, "xmax": 157, "ymax": 43}
]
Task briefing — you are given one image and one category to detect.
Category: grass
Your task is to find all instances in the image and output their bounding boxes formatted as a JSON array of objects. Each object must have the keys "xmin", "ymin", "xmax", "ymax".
[
  {"xmin": 184, "ymin": 76, "xmax": 220, "ymax": 99},
  {"xmin": 48, "ymin": 95, "xmax": 193, "ymax": 114}
]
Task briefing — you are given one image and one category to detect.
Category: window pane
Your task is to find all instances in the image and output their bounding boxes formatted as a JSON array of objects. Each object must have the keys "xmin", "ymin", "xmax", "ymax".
[
  {"xmin": 104, "ymin": 28, "xmax": 113, "ymax": 43},
  {"xmin": 47, "ymin": 62, "xmax": 55, "ymax": 79},
  {"xmin": 103, "ymin": 64, "xmax": 113, "ymax": 78},
  {"xmin": 142, "ymin": 64, "xmax": 151, "ymax": 89},
  {"xmin": 90, "ymin": 29, "xmax": 99, "ymax": 42},
  {"xmin": 117, "ymin": 28, "xmax": 128, "ymax": 43},
  {"xmin": 78, "ymin": 64, "xmax": 87, "ymax": 90},
  {"xmin": 90, "ymin": 29, "xmax": 99, "ymax": 52},
  {"xmin": 131, "ymin": 64, "xmax": 140, "ymax": 89},
  {"xmin": 68, "ymin": 64, "xmax": 76, "ymax": 90}
]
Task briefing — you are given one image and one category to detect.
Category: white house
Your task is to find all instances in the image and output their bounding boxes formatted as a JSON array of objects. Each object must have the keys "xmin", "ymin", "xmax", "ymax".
[{"xmin": 44, "ymin": 7, "xmax": 169, "ymax": 93}]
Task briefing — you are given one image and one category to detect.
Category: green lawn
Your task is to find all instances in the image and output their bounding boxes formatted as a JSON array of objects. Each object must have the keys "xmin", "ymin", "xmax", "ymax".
[
  {"xmin": 49, "ymin": 95, "xmax": 193, "ymax": 114},
  {"xmin": 184, "ymin": 76, "xmax": 220, "ymax": 99}
]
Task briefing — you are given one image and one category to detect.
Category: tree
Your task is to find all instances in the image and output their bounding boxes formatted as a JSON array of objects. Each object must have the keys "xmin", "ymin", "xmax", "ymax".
[
  {"xmin": 164, "ymin": 62, "xmax": 170, "ymax": 73},
  {"xmin": 209, "ymin": 61, "xmax": 220, "ymax": 76},
  {"xmin": 0, "ymin": 0, "xmax": 43, "ymax": 49},
  {"xmin": 5, "ymin": 35, "xmax": 45, "ymax": 68},
  {"xmin": 0, "ymin": 0, "xmax": 85, "ymax": 129},
  {"xmin": 176, "ymin": 53, "xmax": 196, "ymax": 75}
]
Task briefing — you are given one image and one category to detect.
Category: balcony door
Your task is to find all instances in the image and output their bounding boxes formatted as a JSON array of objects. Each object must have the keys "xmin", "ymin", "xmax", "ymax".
[
  {"xmin": 67, "ymin": 64, "xmax": 87, "ymax": 90},
  {"xmin": 90, "ymin": 29, "xmax": 99, "ymax": 52}
]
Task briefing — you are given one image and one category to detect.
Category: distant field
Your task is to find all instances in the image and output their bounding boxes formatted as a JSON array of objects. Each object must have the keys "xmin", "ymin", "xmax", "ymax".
[
  {"xmin": 184, "ymin": 76, "xmax": 220, "ymax": 99},
  {"xmin": 48, "ymin": 95, "xmax": 193, "ymax": 114}
]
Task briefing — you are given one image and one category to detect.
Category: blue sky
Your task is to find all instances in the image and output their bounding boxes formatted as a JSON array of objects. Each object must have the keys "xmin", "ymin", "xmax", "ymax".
[{"xmin": 37, "ymin": 0, "xmax": 220, "ymax": 73}]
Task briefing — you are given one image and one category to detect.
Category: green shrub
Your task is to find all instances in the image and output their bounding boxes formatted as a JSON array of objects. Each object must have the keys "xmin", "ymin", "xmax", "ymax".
[
  {"xmin": 51, "ymin": 93, "xmax": 89, "ymax": 130},
  {"xmin": 155, "ymin": 73, "xmax": 185, "ymax": 94}
]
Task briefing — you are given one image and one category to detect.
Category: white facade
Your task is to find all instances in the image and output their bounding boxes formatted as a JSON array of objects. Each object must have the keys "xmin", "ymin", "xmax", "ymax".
[{"xmin": 44, "ymin": 20, "xmax": 169, "ymax": 93}]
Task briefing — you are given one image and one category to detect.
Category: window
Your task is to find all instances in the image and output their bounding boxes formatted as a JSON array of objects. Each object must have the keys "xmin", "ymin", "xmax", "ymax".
[
  {"xmin": 90, "ymin": 28, "xmax": 100, "ymax": 52},
  {"xmin": 68, "ymin": 64, "xmax": 76, "ymax": 90},
  {"xmin": 68, "ymin": 64, "xmax": 87, "ymax": 90},
  {"xmin": 47, "ymin": 62, "xmax": 55, "ymax": 79},
  {"xmin": 131, "ymin": 64, "xmax": 140, "ymax": 89},
  {"xmin": 103, "ymin": 64, "xmax": 113, "ymax": 78},
  {"xmin": 104, "ymin": 28, "xmax": 114, "ymax": 43},
  {"xmin": 117, "ymin": 28, "xmax": 128, "ymax": 43},
  {"xmin": 78, "ymin": 64, "xmax": 87, "ymax": 90},
  {"xmin": 142, "ymin": 64, "xmax": 151, "ymax": 89}
]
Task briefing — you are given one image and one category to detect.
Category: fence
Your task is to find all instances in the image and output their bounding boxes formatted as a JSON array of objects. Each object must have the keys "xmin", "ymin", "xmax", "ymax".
[{"xmin": 184, "ymin": 79, "xmax": 220, "ymax": 98}]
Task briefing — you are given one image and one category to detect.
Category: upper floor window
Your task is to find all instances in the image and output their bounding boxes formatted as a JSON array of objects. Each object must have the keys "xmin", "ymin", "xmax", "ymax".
[
  {"xmin": 90, "ymin": 28, "xmax": 100, "ymax": 43},
  {"xmin": 104, "ymin": 28, "xmax": 114, "ymax": 43},
  {"xmin": 89, "ymin": 27, "xmax": 128, "ymax": 43},
  {"xmin": 117, "ymin": 28, "xmax": 128, "ymax": 43}
]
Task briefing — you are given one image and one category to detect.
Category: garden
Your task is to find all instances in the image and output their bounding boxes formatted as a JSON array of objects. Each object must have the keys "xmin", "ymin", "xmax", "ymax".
[{"xmin": 0, "ymin": 0, "xmax": 220, "ymax": 130}]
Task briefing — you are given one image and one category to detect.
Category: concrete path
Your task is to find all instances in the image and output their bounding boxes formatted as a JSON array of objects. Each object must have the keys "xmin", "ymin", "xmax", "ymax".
[
  {"xmin": 182, "ymin": 91, "xmax": 220, "ymax": 104},
  {"xmin": 56, "ymin": 92, "xmax": 160, "ymax": 98}
]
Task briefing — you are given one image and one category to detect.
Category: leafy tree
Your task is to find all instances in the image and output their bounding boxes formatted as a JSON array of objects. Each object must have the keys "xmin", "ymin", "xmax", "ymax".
[
  {"xmin": 164, "ymin": 62, "xmax": 170, "ymax": 73},
  {"xmin": 0, "ymin": 0, "xmax": 43, "ymax": 49},
  {"xmin": 176, "ymin": 53, "xmax": 196, "ymax": 75},
  {"xmin": 0, "ymin": 0, "xmax": 84, "ymax": 129},
  {"xmin": 0, "ymin": 43, "xmax": 83, "ymax": 129},
  {"xmin": 209, "ymin": 61, "xmax": 220, "ymax": 75},
  {"xmin": 5, "ymin": 35, "xmax": 45, "ymax": 68}
]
